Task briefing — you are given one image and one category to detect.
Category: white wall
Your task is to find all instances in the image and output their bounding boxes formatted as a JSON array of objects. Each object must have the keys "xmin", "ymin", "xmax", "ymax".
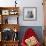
[
  {"xmin": 19, "ymin": 0, "xmax": 44, "ymax": 26},
  {"xmin": 0, "ymin": 0, "xmax": 44, "ymax": 26},
  {"xmin": 0, "ymin": 0, "xmax": 15, "ymax": 7}
]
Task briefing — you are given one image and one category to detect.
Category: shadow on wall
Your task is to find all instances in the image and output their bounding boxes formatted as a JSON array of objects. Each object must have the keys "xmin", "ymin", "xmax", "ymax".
[{"xmin": 18, "ymin": 26, "xmax": 43, "ymax": 44}]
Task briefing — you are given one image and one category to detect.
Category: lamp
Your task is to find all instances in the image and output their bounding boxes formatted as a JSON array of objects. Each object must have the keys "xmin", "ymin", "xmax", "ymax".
[
  {"xmin": 15, "ymin": 0, "xmax": 24, "ymax": 7},
  {"xmin": 15, "ymin": 0, "xmax": 17, "ymax": 7}
]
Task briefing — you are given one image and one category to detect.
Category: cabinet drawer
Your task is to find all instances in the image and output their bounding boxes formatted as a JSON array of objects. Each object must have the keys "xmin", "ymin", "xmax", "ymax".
[{"xmin": 2, "ymin": 41, "xmax": 19, "ymax": 46}]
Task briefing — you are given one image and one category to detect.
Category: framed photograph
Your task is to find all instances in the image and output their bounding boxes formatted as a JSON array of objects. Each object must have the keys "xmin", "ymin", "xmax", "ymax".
[
  {"xmin": 23, "ymin": 7, "xmax": 37, "ymax": 21},
  {"xmin": 2, "ymin": 10, "xmax": 9, "ymax": 15}
]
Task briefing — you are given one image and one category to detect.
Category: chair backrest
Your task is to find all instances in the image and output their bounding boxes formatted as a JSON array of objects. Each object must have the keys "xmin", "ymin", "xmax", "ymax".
[{"xmin": 21, "ymin": 28, "xmax": 41, "ymax": 46}]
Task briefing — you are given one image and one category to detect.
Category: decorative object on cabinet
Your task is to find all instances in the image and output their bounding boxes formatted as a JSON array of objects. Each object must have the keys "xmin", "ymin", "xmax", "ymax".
[
  {"xmin": 9, "ymin": 9, "xmax": 18, "ymax": 15},
  {"xmin": 2, "ymin": 10, "xmax": 9, "ymax": 15},
  {"xmin": 23, "ymin": 7, "xmax": 37, "ymax": 21}
]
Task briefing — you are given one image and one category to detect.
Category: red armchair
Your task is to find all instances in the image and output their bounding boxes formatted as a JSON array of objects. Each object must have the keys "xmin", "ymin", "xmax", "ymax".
[{"xmin": 21, "ymin": 28, "xmax": 41, "ymax": 46}]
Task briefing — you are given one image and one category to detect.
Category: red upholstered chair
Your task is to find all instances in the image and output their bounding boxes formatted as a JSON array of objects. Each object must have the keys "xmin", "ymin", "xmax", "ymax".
[{"xmin": 21, "ymin": 28, "xmax": 41, "ymax": 46}]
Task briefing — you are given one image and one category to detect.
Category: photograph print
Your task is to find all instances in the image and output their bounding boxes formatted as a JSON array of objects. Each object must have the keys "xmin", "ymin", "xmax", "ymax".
[{"xmin": 23, "ymin": 7, "xmax": 37, "ymax": 21}]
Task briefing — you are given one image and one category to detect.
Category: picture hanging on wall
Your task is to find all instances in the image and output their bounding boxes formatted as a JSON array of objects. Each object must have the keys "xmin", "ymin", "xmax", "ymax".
[{"xmin": 23, "ymin": 7, "xmax": 37, "ymax": 21}]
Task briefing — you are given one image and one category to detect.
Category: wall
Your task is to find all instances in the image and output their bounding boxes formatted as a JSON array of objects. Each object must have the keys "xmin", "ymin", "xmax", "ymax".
[
  {"xmin": 19, "ymin": 0, "xmax": 44, "ymax": 26},
  {"xmin": 0, "ymin": 0, "xmax": 44, "ymax": 26},
  {"xmin": 0, "ymin": 0, "xmax": 15, "ymax": 7}
]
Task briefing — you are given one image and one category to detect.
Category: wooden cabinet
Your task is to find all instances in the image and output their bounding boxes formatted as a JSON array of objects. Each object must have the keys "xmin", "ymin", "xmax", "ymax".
[
  {"xmin": 2, "ymin": 41, "xmax": 19, "ymax": 46},
  {"xmin": 0, "ymin": 7, "xmax": 19, "ymax": 24},
  {"xmin": 43, "ymin": 0, "xmax": 46, "ymax": 46},
  {"xmin": 0, "ymin": 41, "xmax": 19, "ymax": 46},
  {"xmin": 0, "ymin": 7, "xmax": 19, "ymax": 46}
]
